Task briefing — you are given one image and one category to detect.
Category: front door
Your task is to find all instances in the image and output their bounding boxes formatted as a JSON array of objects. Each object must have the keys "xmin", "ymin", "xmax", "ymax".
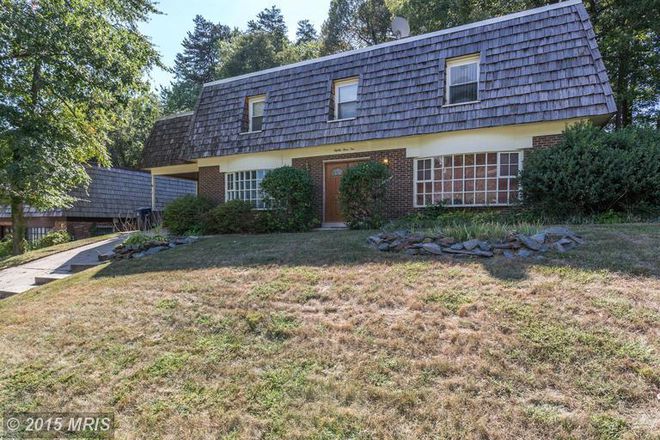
[{"xmin": 324, "ymin": 160, "xmax": 365, "ymax": 224}]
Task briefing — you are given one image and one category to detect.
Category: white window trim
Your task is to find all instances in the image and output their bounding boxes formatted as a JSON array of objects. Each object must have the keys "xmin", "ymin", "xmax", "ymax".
[
  {"xmin": 224, "ymin": 168, "xmax": 270, "ymax": 210},
  {"xmin": 445, "ymin": 54, "xmax": 480, "ymax": 106},
  {"xmin": 412, "ymin": 150, "xmax": 523, "ymax": 208},
  {"xmin": 332, "ymin": 77, "xmax": 359, "ymax": 121},
  {"xmin": 247, "ymin": 95, "xmax": 266, "ymax": 133}
]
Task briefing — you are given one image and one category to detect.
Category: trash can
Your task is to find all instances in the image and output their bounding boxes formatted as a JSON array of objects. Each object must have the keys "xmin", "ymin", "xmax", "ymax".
[{"xmin": 136, "ymin": 207, "xmax": 152, "ymax": 231}]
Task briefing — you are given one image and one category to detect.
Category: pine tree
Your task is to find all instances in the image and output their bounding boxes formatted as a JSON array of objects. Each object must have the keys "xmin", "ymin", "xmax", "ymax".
[
  {"xmin": 296, "ymin": 20, "xmax": 318, "ymax": 45},
  {"xmin": 161, "ymin": 16, "xmax": 231, "ymax": 113},
  {"xmin": 247, "ymin": 6, "xmax": 288, "ymax": 52}
]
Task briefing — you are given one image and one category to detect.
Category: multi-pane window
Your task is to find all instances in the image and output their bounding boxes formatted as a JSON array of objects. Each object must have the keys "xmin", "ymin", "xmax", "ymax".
[
  {"xmin": 26, "ymin": 227, "xmax": 52, "ymax": 242},
  {"xmin": 414, "ymin": 152, "xmax": 521, "ymax": 207},
  {"xmin": 225, "ymin": 169, "xmax": 268, "ymax": 209},
  {"xmin": 248, "ymin": 96, "xmax": 265, "ymax": 132},
  {"xmin": 446, "ymin": 55, "xmax": 479, "ymax": 104},
  {"xmin": 334, "ymin": 78, "xmax": 358, "ymax": 120}
]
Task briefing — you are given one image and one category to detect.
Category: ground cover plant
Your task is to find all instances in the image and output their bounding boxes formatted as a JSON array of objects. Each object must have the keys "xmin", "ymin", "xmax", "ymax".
[{"xmin": 0, "ymin": 224, "xmax": 657, "ymax": 438}]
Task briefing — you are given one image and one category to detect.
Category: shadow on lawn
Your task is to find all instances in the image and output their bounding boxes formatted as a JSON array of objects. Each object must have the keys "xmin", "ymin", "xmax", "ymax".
[{"xmin": 92, "ymin": 224, "xmax": 659, "ymax": 282}]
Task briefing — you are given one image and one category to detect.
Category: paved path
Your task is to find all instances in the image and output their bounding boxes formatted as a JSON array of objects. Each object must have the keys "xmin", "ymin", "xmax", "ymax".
[{"xmin": 0, "ymin": 236, "xmax": 126, "ymax": 298}]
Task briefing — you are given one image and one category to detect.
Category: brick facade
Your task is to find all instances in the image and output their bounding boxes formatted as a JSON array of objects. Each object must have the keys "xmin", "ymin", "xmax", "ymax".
[
  {"xmin": 291, "ymin": 148, "xmax": 414, "ymax": 223},
  {"xmin": 198, "ymin": 166, "xmax": 225, "ymax": 204},
  {"xmin": 532, "ymin": 134, "xmax": 563, "ymax": 148}
]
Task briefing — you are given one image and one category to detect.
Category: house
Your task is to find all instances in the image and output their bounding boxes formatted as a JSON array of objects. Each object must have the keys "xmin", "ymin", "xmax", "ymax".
[
  {"xmin": 141, "ymin": 0, "xmax": 615, "ymax": 226},
  {"xmin": 0, "ymin": 167, "xmax": 196, "ymax": 241}
]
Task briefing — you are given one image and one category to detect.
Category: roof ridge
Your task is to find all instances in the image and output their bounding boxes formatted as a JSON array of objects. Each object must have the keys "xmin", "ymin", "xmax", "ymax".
[
  {"xmin": 203, "ymin": 0, "xmax": 582, "ymax": 88},
  {"xmin": 156, "ymin": 111, "xmax": 194, "ymax": 121}
]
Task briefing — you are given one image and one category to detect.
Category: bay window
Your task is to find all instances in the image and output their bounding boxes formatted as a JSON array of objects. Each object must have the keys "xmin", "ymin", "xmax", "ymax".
[{"xmin": 414, "ymin": 152, "xmax": 521, "ymax": 207}]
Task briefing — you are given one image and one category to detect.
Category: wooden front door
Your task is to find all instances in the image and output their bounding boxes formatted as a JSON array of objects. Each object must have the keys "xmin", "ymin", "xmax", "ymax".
[{"xmin": 324, "ymin": 160, "xmax": 365, "ymax": 223}]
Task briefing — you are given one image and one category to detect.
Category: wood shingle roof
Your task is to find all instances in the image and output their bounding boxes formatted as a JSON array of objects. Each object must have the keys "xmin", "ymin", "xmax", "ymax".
[{"xmin": 142, "ymin": 0, "xmax": 615, "ymax": 169}]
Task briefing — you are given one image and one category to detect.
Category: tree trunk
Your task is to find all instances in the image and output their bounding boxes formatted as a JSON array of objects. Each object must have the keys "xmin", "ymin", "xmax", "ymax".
[{"xmin": 10, "ymin": 196, "xmax": 27, "ymax": 255}]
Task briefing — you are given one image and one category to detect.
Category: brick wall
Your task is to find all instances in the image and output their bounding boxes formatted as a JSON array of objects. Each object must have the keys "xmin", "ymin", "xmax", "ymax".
[
  {"xmin": 532, "ymin": 134, "xmax": 563, "ymax": 148},
  {"xmin": 198, "ymin": 166, "xmax": 225, "ymax": 204},
  {"xmin": 292, "ymin": 148, "xmax": 414, "ymax": 223}
]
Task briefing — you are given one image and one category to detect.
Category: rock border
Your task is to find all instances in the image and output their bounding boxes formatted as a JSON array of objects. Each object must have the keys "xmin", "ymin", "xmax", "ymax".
[
  {"xmin": 98, "ymin": 236, "xmax": 199, "ymax": 261},
  {"xmin": 368, "ymin": 226, "xmax": 584, "ymax": 258}
]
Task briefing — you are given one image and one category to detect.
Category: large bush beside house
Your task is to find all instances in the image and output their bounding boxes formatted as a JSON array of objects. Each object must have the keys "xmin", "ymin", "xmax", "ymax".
[
  {"xmin": 163, "ymin": 195, "xmax": 214, "ymax": 235},
  {"xmin": 521, "ymin": 124, "xmax": 660, "ymax": 216},
  {"xmin": 260, "ymin": 166, "xmax": 315, "ymax": 231},
  {"xmin": 339, "ymin": 161, "xmax": 391, "ymax": 229},
  {"xmin": 203, "ymin": 200, "xmax": 257, "ymax": 234}
]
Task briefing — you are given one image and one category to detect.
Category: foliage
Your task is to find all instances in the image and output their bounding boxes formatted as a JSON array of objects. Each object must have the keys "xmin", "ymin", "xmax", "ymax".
[
  {"xmin": 203, "ymin": 200, "xmax": 256, "ymax": 234},
  {"xmin": 296, "ymin": 20, "xmax": 319, "ymax": 44},
  {"xmin": 260, "ymin": 167, "xmax": 316, "ymax": 232},
  {"xmin": 217, "ymin": 33, "xmax": 280, "ymax": 78},
  {"xmin": 160, "ymin": 15, "xmax": 232, "ymax": 113},
  {"xmin": 107, "ymin": 93, "xmax": 160, "ymax": 168},
  {"xmin": 385, "ymin": 208, "xmax": 541, "ymax": 241},
  {"xmin": 0, "ymin": 0, "xmax": 160, "ymax": 255},
  {"xmin": 124, "ymin": 229, "xmax": 168, "ymax": 247},
  {"xmin": 520, "ymin": 123, "xmax": 660, "ymax": 216},
  {"xmin": 0, "ymin": 237, "xmax": 12, "ymax": 259},
  {"xmin": 339, "ymin": 161, "xmax": 391, "ymax": 229},
  {"xmin": 31, "ymin": 230, "xmax": 71, "ymax": 249},
  {"xmin": 163, "ymin": 195, "xmax": 214, "ymax": 235},
  {"xmin": 320, "ymin": 0, "xmax": 393, "ymax": 55},
  {"xmin": 247, "ymin": 6, "xmax": 288, "ymax": 53},
  {"xmin": 391, "ymin": 0, "xmax": 659, "ymax": 128}
]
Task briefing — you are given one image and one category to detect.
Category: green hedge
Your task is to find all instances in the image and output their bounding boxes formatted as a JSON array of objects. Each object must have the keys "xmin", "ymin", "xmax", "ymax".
[
  {"xmin": 203, "ymin": 200, "xmax": 258, "ymax": 234},
  {"xmin": 163, "ymin": 195, "xmax": 214, "ymax": 235},
  {"xmin": 260, "ymin": 166, "xmax": 316, "ymax": 231},
  {"xmin": 339, "ymin": 161, "xmax": 391, "ymax": 229},
  {"xmin": 520, "ymin": 123, "xmax": 660, "ymax": 216}
]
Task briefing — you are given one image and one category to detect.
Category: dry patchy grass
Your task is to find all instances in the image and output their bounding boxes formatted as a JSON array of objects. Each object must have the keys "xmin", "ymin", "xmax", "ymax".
[{"xmin": 0, "ymin": 224, "xmax": 658, "ymax": 439}]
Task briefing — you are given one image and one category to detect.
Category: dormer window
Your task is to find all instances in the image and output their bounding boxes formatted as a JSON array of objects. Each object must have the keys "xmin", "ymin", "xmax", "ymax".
[
  {"xmin": 446, "ymin": 54, "xmax": 479, "ymax": 105},
  {"xmin": 248, "ymin": 95, "xmax": 265, "ymax": 132},
  {"xmin": 333, "ymin": 78, "xmax": 358, "ymax": 120}
]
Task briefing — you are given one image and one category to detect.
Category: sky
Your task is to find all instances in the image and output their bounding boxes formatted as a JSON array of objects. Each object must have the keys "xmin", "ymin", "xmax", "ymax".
[{"xmin": 140, "ymin": 0, "xmax": 331, "ymax": 90}]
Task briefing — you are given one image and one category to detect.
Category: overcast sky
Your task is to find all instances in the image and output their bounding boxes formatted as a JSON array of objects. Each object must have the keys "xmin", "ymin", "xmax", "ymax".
[{"xmin": 140, "ymin": 0, "xmax": 331, "ymax": 90}]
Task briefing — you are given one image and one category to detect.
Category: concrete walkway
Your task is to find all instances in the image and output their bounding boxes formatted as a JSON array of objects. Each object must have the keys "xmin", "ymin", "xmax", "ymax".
[{"xmin": 0, "ymin": 235, "xmax": 126, "ymax": 298}]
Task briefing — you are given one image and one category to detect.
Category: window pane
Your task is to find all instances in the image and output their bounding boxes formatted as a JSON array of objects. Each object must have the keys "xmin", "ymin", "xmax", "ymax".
[
  {"xmin": 251, "ymin": 116, "xmax": 263, "ymax": 131},
  {"xmin": 449, "ymin": 82, "xmax": 478, "ymax": 104},
  {"xmin": 450, "ymin": 62, "xmax": 477, "ymax": 85},
  {"xmin": 252, "ymin": 100, "xmax": 265, "ymax": 117},
  {"xmin": 338, "ymin": 101, "xmax": 357, "ymax": 119},
  {"xmin": 338, "ymin": 82, "xmax": 358, "ymax": 103}
]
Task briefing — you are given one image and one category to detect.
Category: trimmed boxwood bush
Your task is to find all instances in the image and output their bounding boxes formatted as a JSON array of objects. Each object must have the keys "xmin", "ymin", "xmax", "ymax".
[
  {"xmin": 163, "ymin": 195, "xmax": 214, "ymax": 235},
  {"xmin": 260, "ymin": 166, "xmax": 315, "ymax": 231},
  {"xmin": 520, "ymin": 123, "xmax": 660, "ymax": 216},
  {"xmin": 339, "ymin": 161, "xmax": 391, "ymax": 229},
  {"xmin": 203, "ymin": 200, "xmax": 256, "ymax": 234}
]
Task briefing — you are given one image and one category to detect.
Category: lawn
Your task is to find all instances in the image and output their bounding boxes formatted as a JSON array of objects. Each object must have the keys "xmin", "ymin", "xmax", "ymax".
[
  {"xmin": 0, "ymin": 224, "xmax": 657, "ymax": 439},
  {"xmin": 0, "ymin": 233, "xmax": 119, "ymax": 270}
]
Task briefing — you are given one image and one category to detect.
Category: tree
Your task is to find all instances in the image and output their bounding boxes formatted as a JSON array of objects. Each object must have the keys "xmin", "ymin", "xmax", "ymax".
[
  {"xmin": 161, "ymin": 15, "xmax": 232, "ymax": 113},
  {"xmin": 0, "ymin": 0, "xmax": 160, "ymax": 254},
  {"xmin": 217, "ymin": 33, "xmax": 280, "ymax": 78},
  {"xmin": 247, "ymin": 6, "xmax": 288, "ymax": 52},
  {"xmin": 107, "ymin": 94, "xmax": 160, "ymax": 169},
  {"xmin": 296, "ymin": 20, "xmax": 318, "ymax": 44},
  {"xmin": 320, "ymin": 0, "xmax": 393, "ymax": 55},
  {"xmin": 391, "ymin": 0, "xmax": 659, "ymax": 128}
]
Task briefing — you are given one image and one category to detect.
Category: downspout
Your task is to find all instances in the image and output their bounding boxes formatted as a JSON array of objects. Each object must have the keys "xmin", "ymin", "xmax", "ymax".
[{"xmin": 151, "ymin": 173, "xmax": 156, "ymax": 211}]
